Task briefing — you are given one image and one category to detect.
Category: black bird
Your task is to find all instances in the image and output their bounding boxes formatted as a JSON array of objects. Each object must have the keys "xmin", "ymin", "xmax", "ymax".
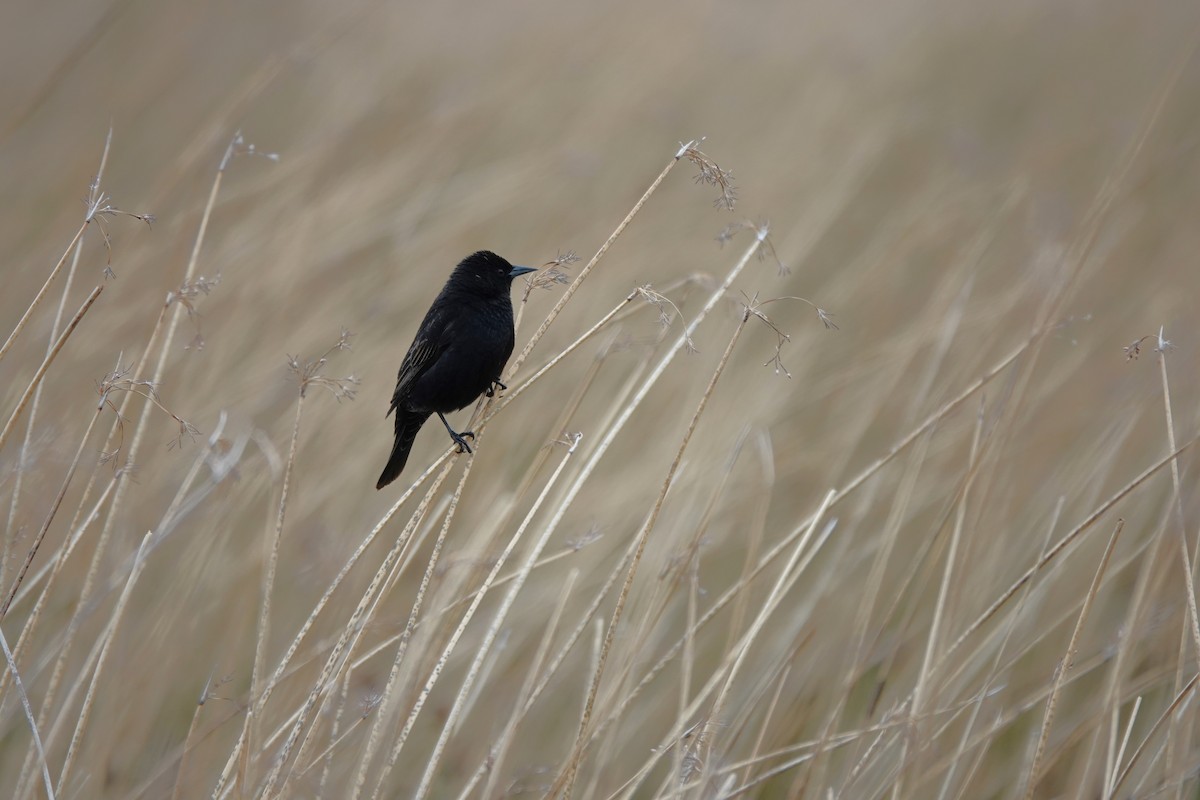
[{"xmin": 376, "ymin": 251, "xmax": 536, "ymax": 489}]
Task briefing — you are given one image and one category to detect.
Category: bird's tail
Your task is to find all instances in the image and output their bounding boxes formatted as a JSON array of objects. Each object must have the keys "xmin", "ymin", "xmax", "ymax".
[{"xmin": 376, "ymin": 410, "xmax": 429, "ymax": 490}]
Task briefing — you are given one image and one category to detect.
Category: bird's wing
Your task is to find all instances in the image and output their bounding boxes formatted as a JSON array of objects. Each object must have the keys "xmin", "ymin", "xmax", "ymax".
[
  {"xmin": 388, "ymin": 297, "xmax": 464, "ymax": 417},
  {"xmin": 386, "ymin": 333, "xmax": 443, "ymax": 417}
]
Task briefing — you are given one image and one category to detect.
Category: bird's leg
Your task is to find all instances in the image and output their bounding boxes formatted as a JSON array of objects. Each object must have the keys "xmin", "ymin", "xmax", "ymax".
[
  {"xmin": 437, "ymin": 412, "xmax": 475, "ymax": 453},
  {"xmin": 485, "ymin": 378, "xmax": 507, "ymax": 398}
]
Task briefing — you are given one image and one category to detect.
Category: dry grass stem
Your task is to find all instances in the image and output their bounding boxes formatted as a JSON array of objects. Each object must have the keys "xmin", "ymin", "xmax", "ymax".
[
  {"xmin": 407, "ymin": 433, "xmax": 582, "ymax": 800},
  {"xmin": 1024, "ymin": 519, "xmax": 1124, "ymax": 797},
  {"xmin": 476, "ymin": 567, "xmax": 580, "ymax": 799},
  {"xmin": 0, "ymin": 625, "xmax": 54, "ymax": 800},
  {"xmin": 349, "ymin": 455, "xmax": 478, "ymax": 800},
  {"xmin": 54, "ymin": 530, "xmax": 152, "ymax": 796},
  {"xmin": 1110, "ymin": 673, "xmax": 1200, "ymax": 796},
  {"xmin": 506, "ymin": 139, "xmax": 704, "ymax": 379},
  {"xmin": 0, "ymin": 221, "xmax": 90, "ymax": 368},
  {"xmin": 933, "ymin": 436, "xmax": 1198, "ymax": 682},
  {"xmin": 0, "ymin": 286, "xmax": 104, "ymax": 456},
  {"xmin": 244, "ymin": 392, "xmax": 306, "ymax": 790},
  {"xmin": 0, "ymin": 396, "xmax": 106, "ymax": 619},
  {"xmin": 547, "ymin": 233, "xmax": 767, "ymax": 797},
  {"xmin": 3, "ymin": 129, "xmax": 114, "ymax": 574},
  {"xmin": 250, "ymin": 460, "xmax": 455, "ymax": 797}
]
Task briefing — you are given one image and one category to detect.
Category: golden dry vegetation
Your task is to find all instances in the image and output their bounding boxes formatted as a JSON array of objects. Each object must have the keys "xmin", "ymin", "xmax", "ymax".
[{"xmin": 2, "ymin": 1, "xmax": 1200, "ymax": 797}]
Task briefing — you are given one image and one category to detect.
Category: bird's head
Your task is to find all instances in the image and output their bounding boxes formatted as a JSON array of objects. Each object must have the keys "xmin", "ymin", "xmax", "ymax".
[{"xmin": 453, "ymin": 251, "xmax": 536, "ymax": 294}]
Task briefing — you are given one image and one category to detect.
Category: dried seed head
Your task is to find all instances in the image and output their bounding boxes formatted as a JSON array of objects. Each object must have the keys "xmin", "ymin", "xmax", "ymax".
[
  {"xmin": 526, "ymin": 250, "xmax": 579, "ymax": 293},
  {"xmin": 637, "ymin": 286, "xmax": 697, "ymax": 353},
  {"xmin": 288, "ymin": 329, "xmax": 360, "ymax": 400},
  {"xmin": 679, "ymin": 138, "xmax": 737, "ymax": 210}
]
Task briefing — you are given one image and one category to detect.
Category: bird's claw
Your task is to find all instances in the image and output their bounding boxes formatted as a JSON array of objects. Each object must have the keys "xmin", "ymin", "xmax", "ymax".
[
  {"xmin": 452, "ymin": 430, "xmax": 475, "ymax": 454},
  {"xmin": 485, "ymin": 379, "xmax": 507, "ymax": 399}
]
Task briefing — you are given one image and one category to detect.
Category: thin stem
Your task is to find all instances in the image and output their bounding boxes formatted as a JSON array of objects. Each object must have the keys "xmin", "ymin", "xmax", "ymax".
[
  {"xmin": 0, "ymin": 222, "xmax": 89, "ymax": 368},
  {"xmin": 0, "ymin": 624, "xmax": 55, "ymax": 800},
  {"xmin": 1, "ymin": 398, "xmax": 105, "ymax": 619},
  {"xmin": 4, "ymin": 127, "xmax": 112, "ymax": 572},
  {"xmin": 506, "ymin": 142, "xmax": 694, "ymax": 380},
  {"xmin": 55, "ymin": 531, "xmax": 153, "ymax": 796},
  {"xmin": 349, "ymin": 455, "xmax": 478, "ymax": 800},
  {"xmin": 1024, "ymin": 520, "xmax": 1124, "ymax": 797},
  {"xmin": 550, "ymin": 295, "xmax": 757, "ymax": 798},
  {"xmin": 245, "ymin": 392, "xmax": 306, "ymax": 785},
  {"xmin": 0, "ymin": 286, "xmax": 104, "ymax": 455},
  {"xmin": 407, "ymin": 434, "xmax": 583, "ymax": 799}
]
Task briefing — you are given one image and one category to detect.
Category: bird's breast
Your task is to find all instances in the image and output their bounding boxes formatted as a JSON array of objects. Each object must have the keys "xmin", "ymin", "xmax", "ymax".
[{"xmin": 404, "ymin": 299, "xmax": 515, "ymax": 414}]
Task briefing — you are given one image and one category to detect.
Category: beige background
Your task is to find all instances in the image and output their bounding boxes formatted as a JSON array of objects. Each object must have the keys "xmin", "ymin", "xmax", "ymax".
[{"xmin": 1, "ymin": 0, "xmax": 1199, "ymax": 796}]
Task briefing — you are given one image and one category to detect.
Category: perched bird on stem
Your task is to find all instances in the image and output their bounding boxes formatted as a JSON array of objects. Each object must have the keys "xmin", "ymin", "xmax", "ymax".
[{"xmin": 376, "ymin": 250, "xmax": 536, "ymax": 489}]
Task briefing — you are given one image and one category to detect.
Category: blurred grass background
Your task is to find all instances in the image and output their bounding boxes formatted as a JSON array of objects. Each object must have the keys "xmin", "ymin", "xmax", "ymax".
[{"xmin": 2, "ymin": 0, "xmax": 1200, "ymax": 797}]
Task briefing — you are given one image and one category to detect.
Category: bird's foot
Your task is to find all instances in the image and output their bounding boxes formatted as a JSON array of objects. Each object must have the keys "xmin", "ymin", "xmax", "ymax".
[
  {"xmin": 436, "ymin": 412, "xmax": 475, "ymax": 454},
  {"xmin": 451, "ymin": 430, "xmax": 475, "ymax": 454},
  {"xmin": 485, "ymin": 379, "xmax": 507, "ymax": 398}
]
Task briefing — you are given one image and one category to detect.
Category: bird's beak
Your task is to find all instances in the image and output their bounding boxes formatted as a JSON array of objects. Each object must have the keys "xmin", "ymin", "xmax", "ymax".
[{"xmin": 508, "ymin": 265, "xmax": 537, "ymax": 278}]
